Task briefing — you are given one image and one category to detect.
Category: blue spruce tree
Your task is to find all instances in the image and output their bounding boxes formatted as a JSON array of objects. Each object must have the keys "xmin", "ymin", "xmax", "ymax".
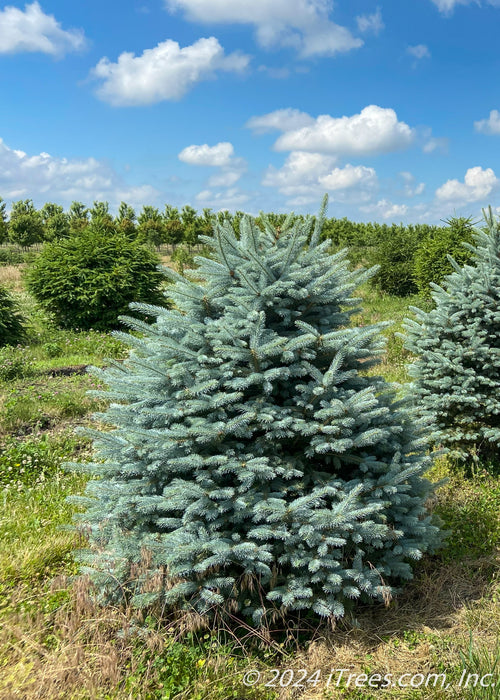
[
  {"xmin": 73, "ymin": 200, "xmax": 442, "ymax": 625},
  {"xmin": 404, "ymin": 206, "xmax": 500, "ymax": 463}
]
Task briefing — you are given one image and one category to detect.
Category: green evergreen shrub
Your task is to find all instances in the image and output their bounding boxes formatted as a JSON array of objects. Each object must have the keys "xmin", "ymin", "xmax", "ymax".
[
  {"xmin": 414, "ymin": 216, "xmax": 475, "ymax": 295},
  {"xmin": 0, "ymin": 284, "xmax": 26, "ymax": 347},
  {"xmin": 404, "ymin": 206, "xmax": 500, "ymax": 462},
  {"xmin": 0, "ymin": 246, "xmax": 26, "ymax": 265},
  {"xmin": 26, "ymin": 225, "xmax": 166, "ymax": 331},
  {"xmin": 372, "ymin": 224, "xmax": 419, "ymax": 296},
  {"xmin": 72, "ymin": 199, "xmax": 442, "ymax": 626}
]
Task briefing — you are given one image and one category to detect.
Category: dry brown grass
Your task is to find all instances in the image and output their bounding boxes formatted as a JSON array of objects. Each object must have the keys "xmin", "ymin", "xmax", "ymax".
[
  {"xmin": 0, "ymin": 555, "xmax": 497, "ymax": 700},
  {"xmin": 292, "ymin": 556, "xmax": 499, "ymax": 699},
  {"xmin": 0, "ymin": 264, "xmax": 25, "ymax": 292}
]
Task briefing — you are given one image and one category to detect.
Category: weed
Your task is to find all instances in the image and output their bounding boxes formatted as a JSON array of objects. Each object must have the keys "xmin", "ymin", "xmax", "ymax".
[{"xmin": 0, "ymin": 345, "xmax": 35, "ymax": 381}]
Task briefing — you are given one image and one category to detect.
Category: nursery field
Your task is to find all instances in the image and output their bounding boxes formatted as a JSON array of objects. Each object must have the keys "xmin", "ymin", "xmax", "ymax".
[{"xmin": 0, "ymin": 258, "xmax": 499, "ymax": 700}]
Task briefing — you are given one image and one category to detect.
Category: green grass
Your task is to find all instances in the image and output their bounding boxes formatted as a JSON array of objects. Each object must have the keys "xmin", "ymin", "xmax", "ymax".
[{"xmin": 0, "ymin": 470, "xmax": 87, "ymax": 583}]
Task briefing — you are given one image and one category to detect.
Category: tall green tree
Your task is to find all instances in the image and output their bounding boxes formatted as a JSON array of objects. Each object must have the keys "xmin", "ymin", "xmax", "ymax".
[
  {"xmin": 8, "ymin": 199, "xmax": 44, "ymax": 248},
  {"xmin": 90, "ymin": 201, "xmax": 114, "ymax": 230},
  {"xmin": 68, "ymin": 201, "xmax": 89, "ymax": 235},
  {"xmin": 138, "ymin": 205, "xmax": 165, "ymax": 249},
  {"xmin": 180, "ymin": 204, "xmax": 200, "ymax": 248},
  {"xmin": 41, "ymin": 202, "xmax": 70, "ymax": 241},
  {"xmin": 73, "ymin": 199, "xmax": 442, "ymax": 625},
  {"xmin": 116, "ymin": 201, "xmax": 137, "ymax": 238},
  {"xmin": 164, "ymin": 205, "xmax": 184, "ymax": 249},
  {"xmin": 0, "ymin": 197, "xmax": 7, "ymax": 244}
]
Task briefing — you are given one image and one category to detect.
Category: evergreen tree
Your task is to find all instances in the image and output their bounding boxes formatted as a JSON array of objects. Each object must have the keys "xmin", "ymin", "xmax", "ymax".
[
  {"xmin": 164, "ymin": 205, "xmax": 184, "ymax": 249},
  {"xmin": 90, "ymin": 201, "xmax": 114, "ymax": 230},
  {"xmin": 372, "ymin": 224, "xmax": 419, "ymax": 297},
  {"xmin": 41, "ymin": 202, "xmax": 70, "ymax": 241},
  {"xmin": 8, "ymin": 199, "xmax": 44, "ymax": 248},
  {"xmin": 0, "ymin": 283, "xmax": 26, "ymax": 346},
  {"xmin": 74, "ymin": 200, "xmax": 442, "ymax": 625},
  {"xmin": 138, "ymin": 206, "xmax": 165, "ymax": 248},
  {"xmin": 414, "ymin": 216, "xmax": 475, "ymax": 295},
  {"xmin": 116, "ymin": 202, "xmax": 137, "ymax": 238},
  {"xmin": 0, "ymin": 197, "xmax": 7, "ymax": 244},
  {"xmin": 180, "ymin": 204, "xmax": 200, "ymax": 248},
  {"xmin": 27, "ymin": 224, "xmax": 165, "ymax": 330},
  {"xmin": 404, "ymin": 206, "xmax": 500, "ymax": 462},
  {"xmin": 68, "ymin": 201, "xmax": 89, "ymax": 235}
]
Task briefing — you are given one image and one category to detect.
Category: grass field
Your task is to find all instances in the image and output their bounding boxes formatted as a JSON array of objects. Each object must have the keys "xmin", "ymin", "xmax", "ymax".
[{"xmin": 0, "ymin": 262, "xmax": 498, "ymax": 699}]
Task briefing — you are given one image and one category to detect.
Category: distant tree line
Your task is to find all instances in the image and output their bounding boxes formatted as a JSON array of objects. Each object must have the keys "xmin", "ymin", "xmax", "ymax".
[{"xmin": 0, "ymin": 196, "xmax": 478, "ymax": 296}]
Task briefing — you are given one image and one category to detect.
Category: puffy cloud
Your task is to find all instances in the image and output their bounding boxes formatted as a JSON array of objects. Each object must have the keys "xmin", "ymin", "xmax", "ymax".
[
  {"xmin": 263, "ymin": 151, "xmax": 337, "ymax": 195},
  {"xmin": 92, "ymin": 37, "xmax": 249, "ymax": 106},
  {"xmin": 179, "ymin": 142, "xmax": 235, "ymax": 167},
  {"xmin": 356, "ymin": 8, "xmax": 384, "ymax": 35},
  {"xmin": 407, "ymin": 44, "xmax": 430, "ymax": 60},
  {"xmin": 0, "ymin": 1, "xmax": 85, "ymax": 56},
  {"xmin": 273, "ymin": 105, "xmax": 415, "ymax": 157},
  {"xmin": 165, "ymin": 0, "xmax": 363, "ymax": 57},
  {"xmin": 318, "ymin": 164, "xmax": 377, "ymax": 191},
  {"xmin": 0, "ymin": 137, "xmax": 159, "ymax": 207},
  {"xmin": 178, "ymin": 141, "xmax": 247, "ymax": 187},
  {"xmin": 474, "ymin": 109, "xmax": 500, "ymax": 135},
  {"xmin": 263, "ymin": 151, "xmax": 377, "ymax": 204},
  {"xmin": 246, "ymin": 108, "xmax": 315, "ymax": 134},
  {"xmin": 435, "ymin": 166, "xmax": 499, "ymax": 202}
]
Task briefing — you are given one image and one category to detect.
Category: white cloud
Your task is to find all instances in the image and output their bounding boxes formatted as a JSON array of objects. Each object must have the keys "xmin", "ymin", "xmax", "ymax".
[
  {"xmin": 407, "ymin": 44, "xmax": 431, "ymax": 60},
  {"xmin": 431, "ymin": 0, "xmax": 500, "ymax": 14},
  {"xmin": 263, "ymin": 151, "xmax": 377, "ymax": 204},
  {"xmin": 318, "ymin": 164, "xmax": 377, "ymax": 191},
  {"xmin": 0, "ymin": 136, "xmax": 159, "ymax": 207},
  {"xmin": 435, "ymin": 166, "xmax": 499, "ymax": 203},
  {"xmin": 356, "ymin": 8, "xmax": 384, "ymax": 35},
  {"xmin": 474, "ymin": 109, "xmax": 500, "ymax": 135},
  {"xmin": 178, "ymin": 142, "xmax": 235, "ymax": 167},
  {"xmin": 273, "ymin": 105, "xmax": 415, "ymax": 157},
  {"xmin": 0, "ymin": 1, "xmax": 85, "ymax": 56},
  {"xmin": 263, "ymin": 151, "xmax": 338, "ymax": 196},
  {"xmin": 92, "ymin": 37, "xmax": 249, "ymax": 106},
  {"xmin": 179, "ymin": 141, "xmax": 247, "ymax": 187},
  {"xmin": 165, "ymin": 0, "xmax": 363, "ymax": 57},
  {"xmin": 246, "ymin": 108, "xmax": 315, "ymax": 134}
]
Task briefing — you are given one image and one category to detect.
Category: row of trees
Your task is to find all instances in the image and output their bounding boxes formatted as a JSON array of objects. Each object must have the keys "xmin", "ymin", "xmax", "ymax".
[
  {"xmin": 0, "ymin": 196, "xmax": 478, "ymax": 297},
  {"xmin": 0, "ymin": 198, "xmax": 223, "ymax": 249}
]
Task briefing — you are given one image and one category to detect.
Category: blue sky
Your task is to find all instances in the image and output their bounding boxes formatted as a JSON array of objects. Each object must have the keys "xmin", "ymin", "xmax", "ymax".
[{"xmin": 1, "ymin": 0, "xmax": 500, "ymax": 223}]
